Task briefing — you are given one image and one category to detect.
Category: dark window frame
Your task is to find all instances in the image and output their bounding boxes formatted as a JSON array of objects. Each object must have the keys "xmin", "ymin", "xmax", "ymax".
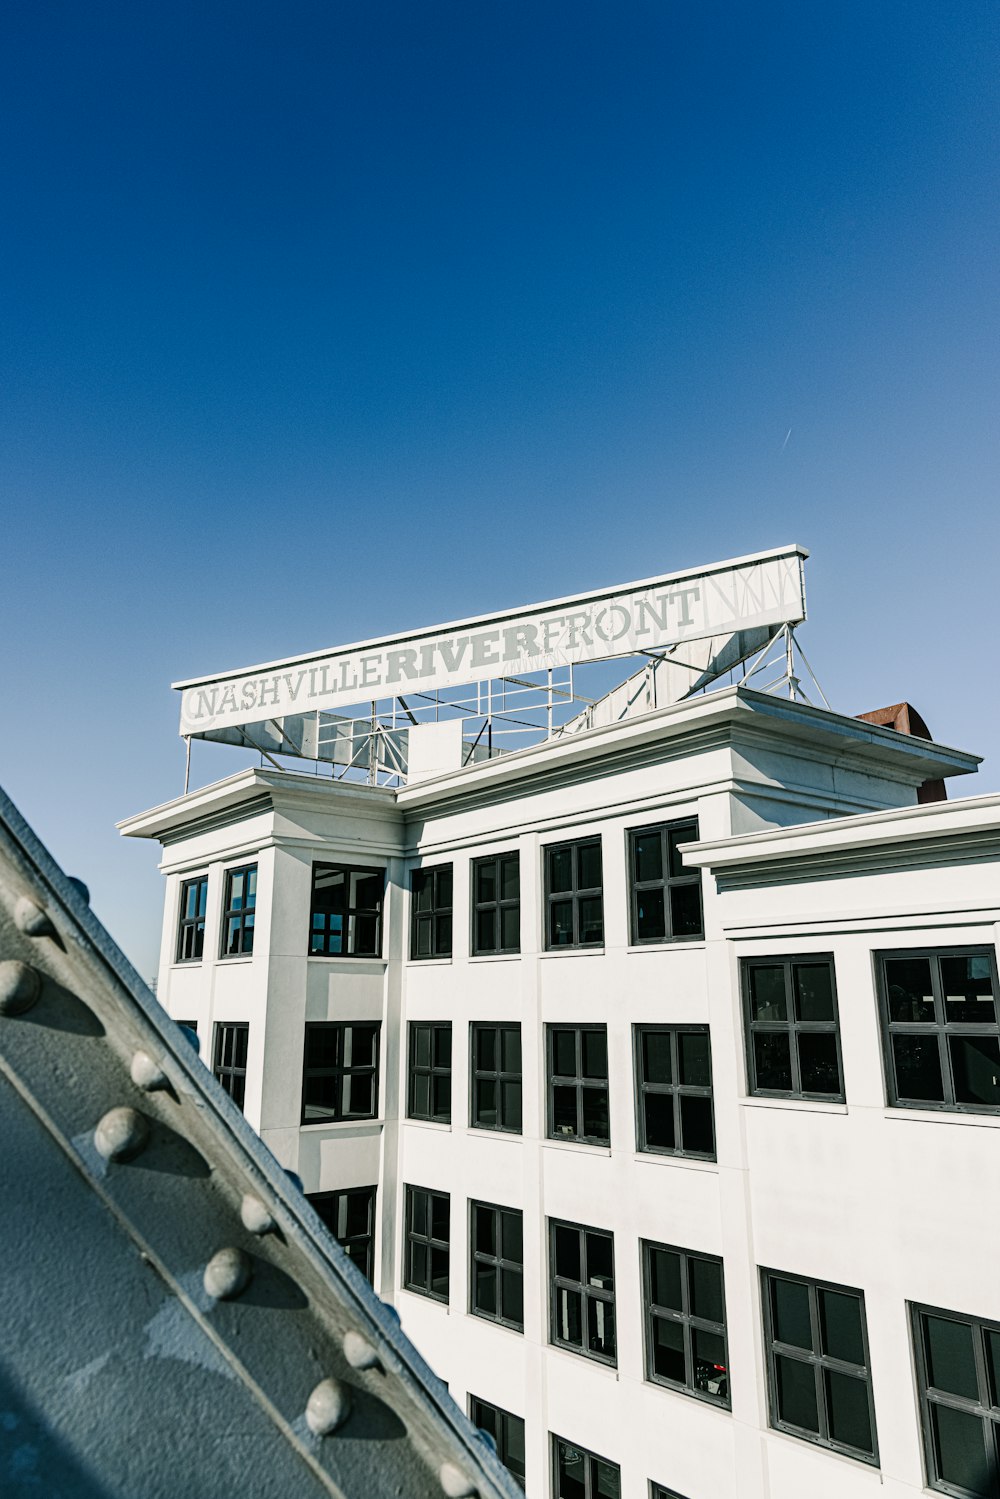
[
  {"xmin": 642, "ymin": 1239, "xmax": 730, "ymax": 1409},
  {"xmin": 470, "ymin": 1200, "xmax": 524, "ymax": 1332},
  {"xmin": 176, "ymin": 874, "xmax": 209, "ymax": 963},
  {"xmin": 875, "ymin": 946, "xmax": 1000, "ymax": 1116},
  {"xmin": 212, "ymin": 1021, "xmax": 249, "ymax": 1111},
  {"xmin": 549, "ymin": 1217, "xmax": 617, "ymax": 1368},
  {"xmin": 410, "ymin": 864, "xmax": 453, "ymax": 960},
  {"xmin": 627, "ymin": 819, "xmax": 704, "ymax": 945},
  {"xmin": 543, "ymin": 837, "xmax": 604, "ymax": 951},
  {"xmin": 469, "ymin": 1396, "xmax": 526, "ymax": 1489},
  {"xmin": 634, "ymin": 1024, "xmax": 716, "ymax": 1160},
  {"xmin": 741, "ymin": 954, "xmax": 846, "ymax": 1102},
  {"xmin": 761, "ymin": 1267, "xmax": 879, "ymax": 1466},
  {"xmin": 651, "ymin": 1486, "xmax": 690, "ymax": 1499},
  {"xmin": 308, "ymin": 862, "xmax": 385, "ymax": 959},
  {"xmin": 308, "ymin": 1186, "xmax": 377, "ymax": 1284},
  {"xmin": 551, "ymin": 1434, "xmax": 620, "ymax": 1499},
  {"xmin": 471, "ymin": 852, "xmax": 521, "ymax": 956},
  {"xmin": 407, "ymin": 1021, "xmax": 452, "ymax": 1123},
  {"xmin": 403, "ymin": 1184, "xmax": 450, "ymax": 1304},
  {"xmin": 300, "ymin": 1021, "xmax": 380, "ymax": 1125},
  {"xmin": 470, "ymin": 1022, "xmax": 523, "ymax": 1134},
  {"xmin": 546, "ymin": 1025, "xmax": 610, "ymax": 1147},
  {"xmin": 911, "ymin": 1300, "xmax": 1000, "ymax": 1497},
  {"xmin": 219, "ymin": 863, "xmax": 257, "ymax": 959}
]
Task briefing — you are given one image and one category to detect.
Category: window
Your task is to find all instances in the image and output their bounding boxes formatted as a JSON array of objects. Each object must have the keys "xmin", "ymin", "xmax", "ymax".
[
  {"xmin": 472, "ymin": 852, "xmax": 520, "ymax": 955},
  {"xmin": 176, "ymin": 875, "xmax": 208, "ymax": 962},
  {"xmin": 300, "ymin": 1022, "xmax": 379, "ymax": 1124},
  {"xmin": 550, "ymin": 1219, "xmax": 616, "ymax": 1365},
  {"xmin": 470, "ymin": 1202, "xmax": 524, "ymax": 1331},
  {"xmin": 547, "ymin": 1026, "xmax": 610, "ymax": 1145},
  {"xmin": 634, "ymin": 1025, "xmax": 715, "ymax": 1158},
  {"xmin": 651, "ymin": 1488, "xmax": 690, "ymax": 1499},
  {"xmin": 628, "ymin": 821, "xmax": 703, "ymax": 944},
  {"xmin": 552, "ymin": 1436, "xmax": 620, "ymax": 1499},
  {"xmin": 642, "ymin": 1241, "xmax": 729, "ymax": 1407},
  {"xmin": 742, "ymin": 956, "xmax": 844, "ymax": 1100},
  {"xmin": 912, "ymin": 1302, "xmax": 1000, "ymax": 1497},
  {"xmin": 761, "ymin": 1269, "xmax": 878, "ymax": 1464},
  {"xmin": 471, "ymin": 1023, "xmax": 522, "ymax": 1133},
  {"xmin": 410, "ymin": 865, "xmax": 453, "ymax": 959},
  {"xmin": 309, "ymin": 1187, "xmax": 377, "ymax": 1283},
  {"xmin": 404, "ymin": 1186, "xmax": 449, "ymax": 1302},
  {"xmin": 544, "ymin": 838, "xmax": 604, "ymax": 950},
  {"xmin": 470, "ymin": 1397, "xmax": 526, "ymax": 1489},
  {"xmin": 876, "ymin": 948, "xmax": 1000, "ymax": 1114},
  {"xmin": 212, "ymin": 1022, "xmax": 249, "ymax": 1111},
  {"xmin": 308, "ymin": 863, "xmax": 384, "ymax": 957},
  {"xmin": 408, "ymin": 1022, "xmax": 452, "ymax": 1123},
  {"xmin": 220, "ymin": 864, "xmax": 257, "ymax": 958}
]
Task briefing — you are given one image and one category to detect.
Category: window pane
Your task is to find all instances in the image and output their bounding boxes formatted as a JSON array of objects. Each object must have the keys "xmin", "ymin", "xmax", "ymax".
[
  {"xmin": 670, "ymin": 883, "xmax": 703, "ymax": 938},
  {"xmin": 667, "ymin": 825, "xmax": 694, "ymax": 879},
  {"xmin": 582, "ymin": 1029, "xmax": 607, "ymax": 1078},
  {"xmin": 556, "ymin": 1441, "xmax": 587, "ymax": 1499},
  {"xmin": 649, "ymin": 1247, "xmax": 682, "ymax": 1310},
  {"xmin": 923, "ymin": 1314, "xmax": 980, "ymax": 1399},
  {"xmin": 581, "ymin": 1087, "xmax": 609, "ymax": 1141},
  {"xmin": 414, "ymin": 874, "xmax": 432, "ymax": 913},
  {"xmin": 594, "ymin": 1457, "xmax": 621, "ymax": 1499},
  {"xmin": 775, "ymin": 1354, "xmax": 819, "ymax": 1433},
  {"xmin": 644, "ymin": 1092, "xmax": 676, "ymax": 1151},
  {"xmin": 753, "ymin": 1031, "xmax": 793, "ymax": 1092},
  {"xmin": 476, "ymin": 1026, "xmax": 497, "ymax": 1070},
  {"xmin": 885, "ymin": 957, "xmax": 935, "ymax": 1022},
  {"xmin": 550, "ymin": 900, "xmax": 574, "ymax": 946},
  {"xmin": 500, "ymin": 904, "xmax": 520, "ymax": 950},
  {"xmin": 435, "ymin": 913, "xmax": 452, "ymax": 953},
  {"xmin": 987, "ymin": 1328, "xmax": 1000, "ymax": 1407},
  {"xmin": 795, "ymin": 964, "xmax": 835, "ymax": 1021},
  {"xmin": 642, "ymin": 1030, "xmax": 672, "ymax": 1084},
  {"xmin": 434, "ymin": 1027, "xmax": 452, "ymax": 1067},
  {"xmin": 409, "ymin": 1190, "xmax": 427, "ymax": 1236},
  {"xmin": 549, "ymin": 848, "xmax": 573, "ymax": 893},
  {"xmin": 475, "ymin": 1077, "xmax": 498, "ymax": 1127},
  {"xmin": 430, "ymin": 1195, "xmax": 449, "ymax": 1241},
  {"xmin": 693, "ymin": 1327, "xmax": 727, "ymax": 1397},
  {"xmin": 679, "ymin": 1094, "xmax": 714, "ymax": 1155},
  {"xmin": 825, "ymin": 1369, "xmax": 873, "ymax": 1453},
  {"xmin": 893, "ymin": 1033, "xmax": 944, "ymax": 1102},
  {"xmin": 476, "ymin": 908, "xmax": 496, "ymax": 953},
  {"xmin": 345, "ymin": 1073, "xmax": 373, "ymax": 1116},
  {"xmin": 636, "ymin": 890, "xmax": 666, "ymax": 942},
  {"xmin": 750, "ymin": 966, "xmax": 788, "ymax": 1022},
  {"xmin": 652, "ymin": 1316, "xmax": 685, "ymax": 1382},
  {"xmin": 689, "ymin": 1258, "xmax": 723, "ymax": 1323},
  {"xmin": 552, "ymin": 1085, "xmax": 578, "ymax": 1135},
  {"xmin": 552, "ymin": 1029, "xmax": 576, "ymax": 1075},
  {"xmin": 554, "ymin": 1225, "xmax": 581, "ymax": 1281},
  {"xmin": 502, "ymin": 1212, "xmax": 523, "ymax": 1263},
  {"xmin": 578, "ymin": 842, "xmax": 602, "ymax": 890},
  {"xmin": 578, "ymin": 896, "xmax": 603, "ymax": 945},
  {"xmin": 433, "ymin": 1074, "xmax": 451, "ymax": 1119},
  {"xmin": 500, "ymin": 855, "xmax": 519, "ymax": 901},
  {"xmin": 942, "ymin": 954, "xmax": 997, "ymax": 1024},
  {"xmin": 818, "ymin": 1289, "xmax": 865, "ymax": 1365},
  {"xmin": 501, "ymin": 1267, "xmax": 524, "ymax": 1326},
  {"xmin": 797, "ymin": 1031, "xmax": 842, "ymax": 1096},
  {"xmin": 414, "ymin": 1026, "xmax": 431, "ymax": 1067},
  {"xmin": 588, "ymin": 1296, "xmax": 615, "ymax": 1359},
  {"xmin": 772, "ymin": 1278, "xmax": 812, "ymax": 1350},
  {"xmin": 411, "ymin": 1073, "xmax": 431, "ymax": 1117},
  {"xmin": 409, "ymin": 1240, "xmax": 428, "ymax": 1289},
  {"xmin": 679, "ymin": 1030, "xmax": 710, "ymax": 1086},
  {"xmin": 556, "ymin": 1287, "xmax": 582, "ymax": 1346},
  {"xmin": 504, "ymin": 1414, "xmax": 526, "ymax": 1482},
  {"xmin": 633, "ymin": 832, "xmax": 663, "ymax": 883},
  {"xmin": 474, "ymin": 1206, "xmax": 496, "ymax": 1255},
  {"xmin": 501, "ymin": 1027, "xmax": 521, "ymax": 1072},
  {"xmin": 437, "ymin": 867, "xmax": 452, "ymax": 906},
  {"xmin": 586, "ymin": 1232, "xmax": 614, "ymax": 1288},
  {"xmin": 352, "ymin": 912, "xmax": 378, "ymax": 955},
  {"xmin": 475, "ymin": 1263, "xmax": 497, "ymax": 1315},
  {"xmin": 430, "ymin": 1246, "xmax": 449, "ymax": 1299},
  {"xmin": 476, "ymin": 860, "xmax": 497, "ymax": 903},
  {"xmin": 931, "ymin": 1403, "xmax": 991, "ymax": 1495},
  {"xmin": 950, "ymin": 1034, "xmax": 1000, "ymax": 1107},
  {"xmin": 502, "ymin": 1080, "xmax": 522, "ymax": 1130}
]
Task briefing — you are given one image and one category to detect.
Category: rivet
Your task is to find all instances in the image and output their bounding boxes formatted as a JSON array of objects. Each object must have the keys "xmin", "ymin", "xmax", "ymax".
[
  {"xmin": 14, "ymin": 896, "xmax": 54, "ymax": 938},
  {"xmin": 240, "ymin": 1194, "xmax": 275, "ymax": 1235},
  {"xmin": 439, "ymin": 1462, "xmax": 477, "ymax": 1498},
  {"xmin": 343, "ymin": 1330, "xmax": 381, "ymax": 1371},
  {"xmin": 178, "ymin": 1024, "xmax": 200, "ymax": 1054},
  {"xmin": 130, "ymin": 1050, "xmax": 168, "ymax": 1091},
  {"xmin": 305, "ymin": 1377, "xmax": 351, "ymax": 1436},
  {"xmin": 203, "ymin": 1247, "xmax": 253, "ymax": 1301},
  {"xmin": 285, "ymin": 1169, "xmax": 304, "ymax": 1193},
  {"xmin": 0, "ymin": 960, "xmax": 41, "ymax": 1016},
  {"xmin": 382, "ymin": 1302, "xmax": 401, "ymax": 1326},
  {"xmin": 67, "ymin": 876, "xmax": 90, "ymax": 904},
  {"xmin": 94, "ymin": 1106, "xmax": 148, "ymax": 1162}
]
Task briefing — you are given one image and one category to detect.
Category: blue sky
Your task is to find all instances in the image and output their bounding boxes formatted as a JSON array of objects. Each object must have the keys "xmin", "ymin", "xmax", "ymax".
[{"xmin": 1, "ymin": 1, "xmax": 997, "ymax": 975}]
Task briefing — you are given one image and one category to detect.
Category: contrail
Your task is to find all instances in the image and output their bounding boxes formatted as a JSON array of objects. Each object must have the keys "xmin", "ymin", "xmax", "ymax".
[{"xmin": 781, "ymin": 428, "xmax": 792, "ymax": 452}]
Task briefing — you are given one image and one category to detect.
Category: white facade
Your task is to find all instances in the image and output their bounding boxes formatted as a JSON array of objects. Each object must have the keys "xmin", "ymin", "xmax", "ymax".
[{"xmin": 121, "ymin": 683, "xmax": 1000, "ymax": 1499}]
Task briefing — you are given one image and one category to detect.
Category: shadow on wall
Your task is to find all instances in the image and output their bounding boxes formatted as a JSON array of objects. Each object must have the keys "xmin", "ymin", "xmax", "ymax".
[{"xmin": 0, "ymin": 1362, "xmax": 112, "ymax": 1499}]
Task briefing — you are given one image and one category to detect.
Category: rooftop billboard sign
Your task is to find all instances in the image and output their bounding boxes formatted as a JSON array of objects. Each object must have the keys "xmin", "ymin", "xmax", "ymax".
[{"xmin": 175, "ymin": 544, "xmax": 808, "ymax": 737}]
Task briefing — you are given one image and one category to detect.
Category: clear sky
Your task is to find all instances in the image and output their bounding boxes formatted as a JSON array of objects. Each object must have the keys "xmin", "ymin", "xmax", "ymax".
[{"xmin": 1, "ymin": 1, "xmax": 997, "ymax": 977}]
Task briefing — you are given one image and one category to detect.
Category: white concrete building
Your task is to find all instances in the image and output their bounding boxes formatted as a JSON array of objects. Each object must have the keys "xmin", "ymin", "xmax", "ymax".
[{"xmin": 121, "ymin": 554, "xmax": 1000, "ymax": 1499}]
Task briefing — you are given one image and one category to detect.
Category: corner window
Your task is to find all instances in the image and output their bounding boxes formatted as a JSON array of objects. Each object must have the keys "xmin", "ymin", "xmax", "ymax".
[
  {"xmin": 470, "ymin": 1397, "xmax": 526, "ymax": 1489},
  {"xmin": 911, "ymin": 1302, "xmax": 1000, "ymax": 1497},
  {"xmin": 876, "ymin": 948, "xmax": 1000, "ymax": 1114},
  {"xmin": 408, "ymin": 1022, "xmax": 452, "ymax": 1123},
  {"xmin": 220, "ymin": 864, "xmax": 257, "ymax": 958},
  {"xmin": 742, "ymin": 956, "xmax": 844, "ymax": 1100},
  {"xmin": 472, "ymin": 852, "xmax": 520, "ymax": 955},
  {"xmin": 634, "ymin": 1025, "xmax": 715, "ymax": 1158},
  {"xmin": 212, "ymin": 1022, "xmax": 249, "ymax": 1111},
  {"xmin": 549, "ymin": 1219, "xmax": 616, "ymax": 1365},
  {"xmin": 301, "ymin": 1022, "xmax": 379, "ymax": 1124},
  {"xmin": 628, "ymin": 821, "xmax": 703, "ymax": 943},
  {"xmin": 470, "ymin": 1201, "xmax": 524, "ymax": 1331},
  {"xmin": 547, "ymin": 1025, "xmax": 610, "ymax": 1146},
  {"xmin": 176, "ymin": 875, "xmax": 208, "ymax": 962},
  {"xmin": 642, "ymin": 1241, "xmax": 729, "ymax": 1407},
  {"xmin": 761, "ymin": 1269, "xmax": 878, "ymax": 1464},
  {"xmin": 470, "ymin": 1023, "xmax": 522, "ymax": 1133},
  {"xmin": 411, "ymin": 865, "xmax": 453, "ymax": 959},
  {"xmin": 544, "ymin": 838, "xmax": 604, "ymax": 950},
  {"xmin": 404, "ymin": 1185, "xmax": 449, "ymax": 1303},
  {"xmin": 309, "ymin": 864, "xmax": 384, "ymax": 957},
  {"xmin": 309, "ymin": 1186, "xmax": 377, "ymax": 1283},
  {"xmin": 552, "ymin": 1436, "xmax": 619, "ymax": 1498}
]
